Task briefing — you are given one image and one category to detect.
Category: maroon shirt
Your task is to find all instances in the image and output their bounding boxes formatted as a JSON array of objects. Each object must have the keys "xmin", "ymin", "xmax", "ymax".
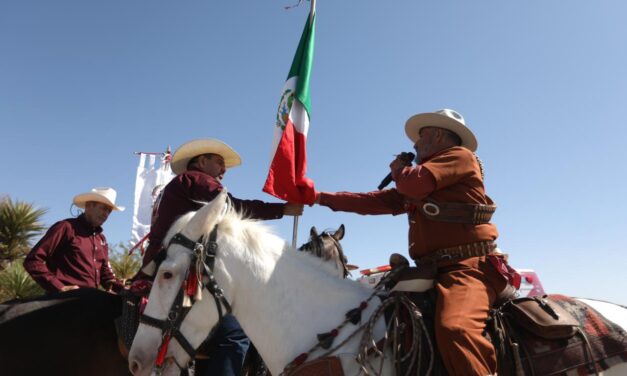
[
  {"xmin": 142, "ymin": 168, "xmax": 285, "ymax": 269},
  {"xmin": 24, "ymin": 214, "xmax": 123, "ymax": 293}
]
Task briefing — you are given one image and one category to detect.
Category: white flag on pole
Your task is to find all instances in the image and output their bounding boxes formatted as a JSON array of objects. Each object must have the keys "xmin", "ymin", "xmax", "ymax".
[{"xmin": 131, "ymin": 151, "xmax": 175, "ymax": 244}]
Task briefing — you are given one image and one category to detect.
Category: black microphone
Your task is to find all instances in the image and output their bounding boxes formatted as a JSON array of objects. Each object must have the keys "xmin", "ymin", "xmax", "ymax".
[{"xmin": 377, "ymin": 152, "xmax": 415, "ymax": 190}]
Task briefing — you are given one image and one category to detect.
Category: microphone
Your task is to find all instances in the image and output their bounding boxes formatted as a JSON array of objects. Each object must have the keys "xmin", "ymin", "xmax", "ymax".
[{"xmin": 377, "ymin": 152, "xmax": 415, "ymax": 190}]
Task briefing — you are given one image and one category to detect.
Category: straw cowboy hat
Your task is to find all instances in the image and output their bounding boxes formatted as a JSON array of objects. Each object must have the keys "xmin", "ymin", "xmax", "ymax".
[
  {"xmin": 405, "ymin": 109, "xmax": 478, "ymax": 152},
  {"xmin": 73, "ymin": 187, "xmax": 125, "ymax": 211},
  {"xmin": 170, "ymin": 138, "xmax": 242, "ymax": 175}
]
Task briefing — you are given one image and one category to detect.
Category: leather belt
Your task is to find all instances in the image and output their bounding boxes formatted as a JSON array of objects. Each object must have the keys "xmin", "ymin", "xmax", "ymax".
[
  {"xmin": 409, "ymin": 197, "xmax": 496, "ymax": 225},
  {"xmin": 416, "ymin": 240, "xmax": 497, "ymax": 264}
]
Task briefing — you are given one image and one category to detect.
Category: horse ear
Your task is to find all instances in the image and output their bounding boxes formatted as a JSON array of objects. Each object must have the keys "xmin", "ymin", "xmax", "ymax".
[
  {"xmin": 310, "ymin": 226, "xmax": 319, "ymax": 238},
  {"xmin": 333, "ymin": 224, "xmax": 345, "ymax": 240},
  {"xmin": 181, "ymin": 190, "xmax": 228, "ymax": 239}
]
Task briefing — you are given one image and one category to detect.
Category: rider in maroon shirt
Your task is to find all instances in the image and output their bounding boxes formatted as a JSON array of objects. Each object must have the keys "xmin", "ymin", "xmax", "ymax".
[
  {"xmin": 138, "ymin": 138, "xmax": 303, "ymax": 376},
  {"xmin": 24, "ymin": 187, "xmax": 125, "ymax": 293},
  {"xmin": 139, "ymin": 138, "xmax": 303, "ymax": 276}
]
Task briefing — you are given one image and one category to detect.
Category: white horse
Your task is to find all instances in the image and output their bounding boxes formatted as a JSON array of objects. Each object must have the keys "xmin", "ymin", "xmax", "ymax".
[{"xmin": 129, "ymin": 191, "xmax": 627, "ymax": 376}]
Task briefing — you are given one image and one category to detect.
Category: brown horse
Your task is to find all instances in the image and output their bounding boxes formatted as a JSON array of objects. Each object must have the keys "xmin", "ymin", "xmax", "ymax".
[
  {"xmin": 298, "ymin": 224, "xmax": 355, "ymax": 278},
  {"xmin": 0, "ymin": 288, "xmax": 130, "ymax": 376}
]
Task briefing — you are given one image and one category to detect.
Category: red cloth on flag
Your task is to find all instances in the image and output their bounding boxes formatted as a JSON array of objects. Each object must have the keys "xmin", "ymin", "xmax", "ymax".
[
  {"xmin": 264, "ymin": 121, "xmax": 315, "ymax": 204},
  {"xmin": 263, "ymin": 13, "xmax": 316, "ymax": 205}
]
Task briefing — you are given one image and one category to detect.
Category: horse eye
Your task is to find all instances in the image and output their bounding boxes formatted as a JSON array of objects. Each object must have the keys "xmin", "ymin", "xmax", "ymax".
[{"xmin": 163, "ymin": 271, "xmax": 173, "ymax": 280}]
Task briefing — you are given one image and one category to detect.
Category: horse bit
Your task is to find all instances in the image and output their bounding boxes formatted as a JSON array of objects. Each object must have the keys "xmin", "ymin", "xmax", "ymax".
[{"xmin": 139, "ymin": 225, "xmax": 231, "ymax": 374}]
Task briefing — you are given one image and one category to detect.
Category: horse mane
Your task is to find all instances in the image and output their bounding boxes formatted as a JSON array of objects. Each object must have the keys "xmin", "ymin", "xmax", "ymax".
[{"xmin": 163, "ymin": 205, "xmax": 346, "ymax": 279}]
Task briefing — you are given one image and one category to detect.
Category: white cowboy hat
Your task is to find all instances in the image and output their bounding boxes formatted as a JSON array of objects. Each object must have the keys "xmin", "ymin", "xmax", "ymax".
[
  {"xmin": 170, "ymin": 138, "xmax": 242, "ymax": 175},
  {"xmin": 73, "ymin": 187, "xmax": 125, "ymax": 211},
  {"xmin": 404, "ymin": 109, "xmax": 478, "ymax": 152}
]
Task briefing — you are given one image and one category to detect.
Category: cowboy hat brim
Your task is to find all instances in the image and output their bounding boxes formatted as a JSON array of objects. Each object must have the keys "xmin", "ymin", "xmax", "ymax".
[
  {"xmin": 170, "ymin": 138, "xmax": 242, "ymax": 175},
  {"xmin": 405, "ymin": 113, "xmax": 478, "ymax": 152},
  {"xmin": 73, "ymin": 193, "xmax": 125, "ymax": 211}
]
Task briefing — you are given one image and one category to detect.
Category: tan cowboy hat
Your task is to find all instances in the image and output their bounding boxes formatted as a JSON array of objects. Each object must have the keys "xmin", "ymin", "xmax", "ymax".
[
  {"xmin": 405, "ymin": 109, "xmax": 478, "ymax": 152},
  {"xmin": 170, "ymin": 138, "xmax": 242, "ymax": 175},
  {"xmin": 73, "ymin": 187, "xmax": 125, "ymax": 211}
]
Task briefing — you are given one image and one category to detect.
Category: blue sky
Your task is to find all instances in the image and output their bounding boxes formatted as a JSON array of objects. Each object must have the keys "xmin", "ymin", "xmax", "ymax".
[{"xmin": 2, "ymin": 1, "xmax": 626, "ymax": 304}]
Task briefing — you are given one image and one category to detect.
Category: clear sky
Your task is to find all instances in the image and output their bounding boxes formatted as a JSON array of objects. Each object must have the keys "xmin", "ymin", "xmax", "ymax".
[{"xmin": 2, "ymin": 1, "xmax": 626, "ymax": 304}]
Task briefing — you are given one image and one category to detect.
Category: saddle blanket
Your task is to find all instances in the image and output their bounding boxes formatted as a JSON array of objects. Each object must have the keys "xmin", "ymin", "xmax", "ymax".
[{"xmin": 517, "ymin": 294, "xmax": 627, "ymax": 376}]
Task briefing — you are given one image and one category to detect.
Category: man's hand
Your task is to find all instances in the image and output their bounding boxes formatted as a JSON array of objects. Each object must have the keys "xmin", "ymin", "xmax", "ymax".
[
  {"xmin": 60, "ymin": 285, "xmax": 79, "ymax": 292},
  {"xmin": 283, "ymin": 203, "xmax": 304, "ymax": 216},
  {"xmin": 389, "ymin": 156, "xmax": 407, "ymax": 173}
]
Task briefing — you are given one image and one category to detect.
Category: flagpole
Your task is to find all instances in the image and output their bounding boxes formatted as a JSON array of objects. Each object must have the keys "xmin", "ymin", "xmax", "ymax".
[
  {"xmin": 289, "ymin": 0, "xmax": 316, "ymax": 249},
  {"xmin": 292, "ymin": 216, "xmax": 299, "ymax": 248}
]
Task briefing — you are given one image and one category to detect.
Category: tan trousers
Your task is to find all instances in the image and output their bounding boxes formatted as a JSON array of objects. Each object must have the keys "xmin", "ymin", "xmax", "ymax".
[{"xmin": 434, "ymin": 256, "xmax": 506, "ymax": 376}]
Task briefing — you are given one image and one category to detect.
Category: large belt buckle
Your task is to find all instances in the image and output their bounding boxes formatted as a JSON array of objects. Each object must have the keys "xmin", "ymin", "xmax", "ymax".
[{"xmin": 422, "ymin": 202, "xmax": 440, "ymax": 216}]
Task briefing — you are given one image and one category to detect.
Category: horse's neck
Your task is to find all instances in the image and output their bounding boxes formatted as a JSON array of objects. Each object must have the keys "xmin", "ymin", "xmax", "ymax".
[{"xmin": 217, "ymin": 233, "xmax": 375, "ymax": 375}]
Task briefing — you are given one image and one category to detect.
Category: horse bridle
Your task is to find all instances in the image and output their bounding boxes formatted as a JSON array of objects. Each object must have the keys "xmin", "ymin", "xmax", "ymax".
[{"xmin": 139, "ymin": 225, "xmax": 231, "ymax": 373}]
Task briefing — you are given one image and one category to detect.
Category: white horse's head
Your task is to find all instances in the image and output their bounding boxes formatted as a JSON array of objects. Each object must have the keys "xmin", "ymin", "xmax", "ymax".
[{"xmin": 129, "ymin": 190, "xmax": 230, "ymax": 376}]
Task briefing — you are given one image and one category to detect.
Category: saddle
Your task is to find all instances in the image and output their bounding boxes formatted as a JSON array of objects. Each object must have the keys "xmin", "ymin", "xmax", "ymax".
[
  {"xmin": 360, "ymin": 254, "xmax": 627, "ymax": 376},
  {"xmin": 288, "ymin": 356, "xmax": 344, "ymax": 376}
]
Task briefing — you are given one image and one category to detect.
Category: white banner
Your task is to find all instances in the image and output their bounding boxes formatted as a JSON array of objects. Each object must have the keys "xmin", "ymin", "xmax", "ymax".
[{"xmin": 131, "ymin": 152, "xmax": 175, "ymax": 244}]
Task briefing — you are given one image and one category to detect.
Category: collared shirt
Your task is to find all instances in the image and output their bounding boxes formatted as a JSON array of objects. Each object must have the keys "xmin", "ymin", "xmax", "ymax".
[
  {"xmin": 24, "ymin": 214, "xmax": 123, "ymax": 293},
  {"xmin": 319, "ymin": 146, "xmax": 498, "ymax": 260},
  {"xmin": 142, "ymin": 168, "xmax": 285, "ymax": 269}
]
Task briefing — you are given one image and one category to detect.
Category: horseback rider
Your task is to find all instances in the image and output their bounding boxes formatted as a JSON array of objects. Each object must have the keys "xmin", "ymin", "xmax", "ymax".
[
  {"xmin": 314, "ymin": 109, "xmax": 519, "ymax": 376},
  {"xmin": 136, "ymin": 138, "xmax": 303, "ymax": 376},
  {"xmin": 24, "ymin": 187, "xmax": 125, "ymax": 294}
]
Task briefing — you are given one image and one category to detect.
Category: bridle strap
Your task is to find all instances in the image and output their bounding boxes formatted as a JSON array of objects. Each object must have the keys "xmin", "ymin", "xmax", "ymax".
[
  {"xmin": 140, "ymin": 289, "xmax": 198, "ymax": 360},
  {"xmin": 139, "ymin": 315, "xmax": 198, "ymax": 359},
  {"xmin": 197, "ymin": 226, "xmax": 232, "ymax": 318},
  {"xmin": 140, "ymin": 225, "xmax": 232, "ymax": 369},
  {"xmin": 169, "ymin": 233, "xmax": 204, "ymax": 255}
]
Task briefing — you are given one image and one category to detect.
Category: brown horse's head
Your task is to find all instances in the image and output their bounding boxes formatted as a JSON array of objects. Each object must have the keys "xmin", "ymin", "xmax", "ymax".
[{"xmin": 298, "ymin": 224, "xmax": 355, "ymax": 278}]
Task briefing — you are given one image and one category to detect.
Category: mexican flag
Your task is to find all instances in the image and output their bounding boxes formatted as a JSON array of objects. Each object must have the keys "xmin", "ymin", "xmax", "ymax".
[{"xmin": 263, "ymin": 13, "xmax": 316, "ymax": 205}]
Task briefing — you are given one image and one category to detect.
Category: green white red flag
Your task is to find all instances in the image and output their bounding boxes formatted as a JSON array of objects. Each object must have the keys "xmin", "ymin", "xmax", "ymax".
[{"xmin": 263, "ymin": 12, "xmax": 316, "ymax": 205}]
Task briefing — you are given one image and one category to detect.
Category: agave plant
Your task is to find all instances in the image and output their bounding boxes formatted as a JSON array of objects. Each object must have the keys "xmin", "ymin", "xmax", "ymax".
[
  {"xmin": 0, "ymin": 261, "xmax": 44, "ymax": 303},
  {"xmin": 109, "ymin": 241, "xmax": 142, "ymax": 283},
  {"xmin": 0, "ymin": 198, "xmax": 47, "ymax": 271}
]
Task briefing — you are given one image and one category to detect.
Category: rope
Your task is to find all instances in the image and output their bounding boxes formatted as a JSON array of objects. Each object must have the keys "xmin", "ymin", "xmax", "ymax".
[
  {"xmin": 128, "ymin": 233, "xmax": 150, "ymax": 255},
  {"xmin": 281, "ymin": 267, "xmax": 435, "ymax": 376},
  {"xmin": 356, "ymin": 293, "xmax": 434, "ymax": 376}
]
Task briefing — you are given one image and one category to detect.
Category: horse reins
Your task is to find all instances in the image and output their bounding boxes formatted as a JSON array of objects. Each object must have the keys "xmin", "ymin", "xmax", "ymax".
[{"xmin": 139, "ymin": 225, "xmax": 231, "ymax": 373}]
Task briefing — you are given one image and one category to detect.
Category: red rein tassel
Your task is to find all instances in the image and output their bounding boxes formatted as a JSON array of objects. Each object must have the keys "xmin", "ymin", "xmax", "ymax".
[
  {"xmin": 185, "ymin": 270, "xmax": 197, "ymax": 297},
  {"xmin": 155, "ymin": 335, "xmax": 171, "ymax": 366}
]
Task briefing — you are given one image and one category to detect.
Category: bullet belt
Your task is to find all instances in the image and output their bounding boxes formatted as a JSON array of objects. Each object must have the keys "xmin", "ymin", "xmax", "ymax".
[
  {"xmin": 408, "ymin": 197, "xmax": 497, "ymax": 225},
  {"xmin": 416, "ymin": 240, "xmax": 497, "ymax": 264}
]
